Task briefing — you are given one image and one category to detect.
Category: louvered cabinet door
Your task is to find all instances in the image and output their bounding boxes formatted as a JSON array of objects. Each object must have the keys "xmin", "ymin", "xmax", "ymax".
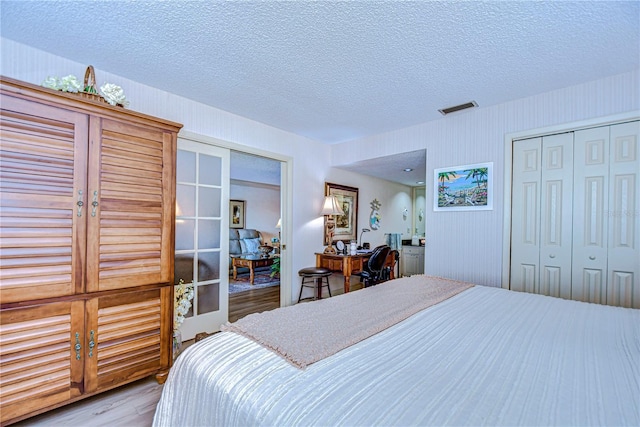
[
  {"xmin": 84, "ymin": 287, "xmax": 172, "ymax": 393},
  {"xmin": 0, "ymin": 300, "xmax": 84, "ymax": 424},
  {"xmin": 0, "ymin": 95, "xmax": 88, "ymax": 303},
  {"xmin": 86, "ymin": 118, "xmax": 176, "ymax": 292}
]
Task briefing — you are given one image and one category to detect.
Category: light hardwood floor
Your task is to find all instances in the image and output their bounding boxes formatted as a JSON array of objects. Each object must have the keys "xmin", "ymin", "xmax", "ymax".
[
  {"xmin": 228, "ymin": 282, "xmax": 280, "ymax": 322},
  {"xmin": 14, "ymin": 285, "xmax": 281, "ymax": 427},
  {"xmin": 13, "ymin": 377, "xmax": 164, "ymax": 427}
]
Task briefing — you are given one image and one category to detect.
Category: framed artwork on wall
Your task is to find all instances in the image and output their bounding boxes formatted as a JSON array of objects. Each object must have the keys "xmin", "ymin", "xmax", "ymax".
[
  {"xmin": 434, "ymin": 162, "xmax": 493, "ymax": 211},
  {"xmin": 324, "ymin": 182, "xmax": 358, "ymax": 244},
  {"xmin": 230, "ymin": 200, "xmax": 246, "ymax": 228}
]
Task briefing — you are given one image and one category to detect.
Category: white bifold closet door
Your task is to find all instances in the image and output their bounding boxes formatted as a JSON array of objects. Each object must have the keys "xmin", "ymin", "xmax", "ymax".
[
  {"xmin": 510, "ymin": 132, "xmax": 574, "ymax": 299},
  {"xmin": 510, "ymin": 121, "xmax": 639, "ymax": 308}
]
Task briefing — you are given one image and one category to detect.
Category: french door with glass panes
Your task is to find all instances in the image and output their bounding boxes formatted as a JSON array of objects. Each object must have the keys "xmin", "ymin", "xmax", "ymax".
[{"xmin": 175, "ymin": 139, "xmax": 230, "ymax": 340}]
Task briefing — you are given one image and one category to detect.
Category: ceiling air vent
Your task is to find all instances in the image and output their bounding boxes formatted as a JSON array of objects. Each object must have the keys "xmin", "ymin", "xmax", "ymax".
[{"xmin": 438, "ymin": 101, "xmax": 478, "ymax": 115}]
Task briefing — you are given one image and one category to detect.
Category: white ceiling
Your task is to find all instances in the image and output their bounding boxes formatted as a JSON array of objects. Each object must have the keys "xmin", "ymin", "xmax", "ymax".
[
  {"xmin": 335, "ymin": 150, "xmax": 427, "ymax": 187},
  {"xmin": 231, "ymin": 151, "xmax": 281, "ymax": 186},
  {"xmin": 1, "ymin": 1, "xmax": 638, "ymax": 186},
  {"xmin": 230, "ymin": 149, "xmax": 426, "ymax": 187}
]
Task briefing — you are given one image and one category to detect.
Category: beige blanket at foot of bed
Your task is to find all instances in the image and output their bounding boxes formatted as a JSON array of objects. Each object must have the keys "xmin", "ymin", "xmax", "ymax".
[{"xmin": 221, "ymin": 275, "xmax": 473, "ymax": 368}]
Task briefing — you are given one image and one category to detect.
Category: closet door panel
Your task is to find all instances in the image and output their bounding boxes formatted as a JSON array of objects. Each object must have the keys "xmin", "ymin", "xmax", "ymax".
[
  {"xmin": 539, "ymin": 133, "xmax": 573, "ymax": 299},
  {"xmin": 581, "ymin": 269, "xmax": 607, "ymax": 304},
  {"xmin": 86, "ymin": 118, "xmax": 175, "ymax": 292},
  {"xmin": 607, "ymin": 121, "xmax": 639, "ymax": 308},
  {"xmin": 0, "ymin": 95, "xmax": 88, "ymax": 303},
  {"xmin": 510, "ymin": 137, "xmax": 542, "ymax": 293},
  {"xmin": 572, "ymin": 126, "xmax": 610, "ymax": 303}
]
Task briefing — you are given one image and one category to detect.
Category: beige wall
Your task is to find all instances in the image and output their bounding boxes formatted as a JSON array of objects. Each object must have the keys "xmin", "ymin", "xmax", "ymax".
[
  {"xmin": 325, "ymin": 168, "xmax": 413, "ymax": 247},
  {"xmin": 332, "ymin": 69, "xmax": 640, "ymax": 286},
  {"xmin": 230, "ymin": 181, "xmax": 280, "ymax": 244}
]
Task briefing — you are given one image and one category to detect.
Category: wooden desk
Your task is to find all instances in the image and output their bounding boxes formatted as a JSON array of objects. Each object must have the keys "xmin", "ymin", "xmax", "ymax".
[{"xmin": 315, "ymin": 252, "xmax": 370, "ymax": 293}]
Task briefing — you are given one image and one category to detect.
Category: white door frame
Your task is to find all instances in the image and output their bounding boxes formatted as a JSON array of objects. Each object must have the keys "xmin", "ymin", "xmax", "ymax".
[
  {"xmin": 179, "ymin": 130, "xmax": 294, "ymax": 308},
  {"xmin": 176, "ymin": 139, "xmax": 230, "ymax": 338},
  {"xmin": 501, "ymin": 110, "xmax": 640, "ymax": 289}
]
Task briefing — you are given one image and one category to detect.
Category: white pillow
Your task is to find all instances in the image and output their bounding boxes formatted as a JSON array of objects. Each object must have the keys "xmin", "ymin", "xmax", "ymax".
[{"xmin": 241, "ymin": 237, "xmax": 261, "ymax": 253}]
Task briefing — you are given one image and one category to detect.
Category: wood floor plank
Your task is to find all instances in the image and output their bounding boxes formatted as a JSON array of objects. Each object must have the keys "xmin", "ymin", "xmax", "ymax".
[
  {"xmin": 13, "ymin": 377, "xmax": 162, "ymax": 427},
  {"xmin": 229, "ymin": 284, "xmax": 280, "ymax": 323}
]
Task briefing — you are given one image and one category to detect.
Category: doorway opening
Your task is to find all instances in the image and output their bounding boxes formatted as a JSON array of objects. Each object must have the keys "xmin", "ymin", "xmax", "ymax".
[
  {"xmin": 174, "ymin": 131, "xmax": 292, "ymax": 340},
  {"xmin": 228, "ymin": 151, "xmax": 282, "ymax": 321}
]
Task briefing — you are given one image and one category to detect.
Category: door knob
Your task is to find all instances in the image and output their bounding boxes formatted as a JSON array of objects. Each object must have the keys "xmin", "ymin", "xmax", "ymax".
[{"xmin": 589, "ymin": 255, "xmax": 596, "ymax": 260}]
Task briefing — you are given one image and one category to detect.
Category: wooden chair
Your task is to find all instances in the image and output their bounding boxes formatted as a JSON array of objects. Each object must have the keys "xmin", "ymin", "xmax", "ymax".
[{"xmin": 383, "ymin": 249, "xmax": 399, "ymax": 280}]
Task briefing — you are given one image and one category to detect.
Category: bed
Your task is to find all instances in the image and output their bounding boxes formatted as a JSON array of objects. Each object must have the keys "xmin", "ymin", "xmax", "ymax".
[{"xmin": 153, "ymin": 275, "xmax": 640, "ymax": 426}]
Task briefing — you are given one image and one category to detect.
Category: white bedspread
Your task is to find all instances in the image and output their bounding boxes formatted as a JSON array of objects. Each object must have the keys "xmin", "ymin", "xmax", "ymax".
[{"xmin": 153, "ymin": 285, "xmax": 640, "ymax": 426}]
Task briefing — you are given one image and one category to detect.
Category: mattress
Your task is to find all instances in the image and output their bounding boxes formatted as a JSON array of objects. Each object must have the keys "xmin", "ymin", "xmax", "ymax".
[{"xmin": 153, "ymin": 281, "xmax": 640, "ymax": 426}]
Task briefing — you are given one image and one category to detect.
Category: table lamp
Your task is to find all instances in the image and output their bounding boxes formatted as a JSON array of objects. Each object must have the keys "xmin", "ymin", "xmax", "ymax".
[
  {"xmin": 321, "ymin": 195, "xmax": 344, "ymax": 254},
  {"xmin": 358, "ymin": 228, "xmax": 370, "ymax": 249}
]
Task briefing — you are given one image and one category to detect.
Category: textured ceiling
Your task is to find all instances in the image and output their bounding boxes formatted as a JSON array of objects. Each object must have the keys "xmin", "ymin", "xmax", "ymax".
[
  {"xmin": 231, "ymin": 151, "xmax": 281, "ymax": 186},
  {"xmin": 1, "ymin": 1, "xmax": 638, "ymax": 186},
  {"xmin": 230, "ymin": 150, "xmax": 426, "ymax": 187},
  {"xmin": 1, "ymin": 1, "xmax": 638, "ymax": 145},
  {"xmin": 335, "ymin": 150, "xmax": 427, "ymax": 187}
]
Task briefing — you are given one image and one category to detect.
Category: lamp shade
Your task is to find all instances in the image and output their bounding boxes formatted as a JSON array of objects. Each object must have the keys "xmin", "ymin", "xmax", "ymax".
[{"xmin": 320, "ymin": 195, "xmax": 344, "ymax": 216}]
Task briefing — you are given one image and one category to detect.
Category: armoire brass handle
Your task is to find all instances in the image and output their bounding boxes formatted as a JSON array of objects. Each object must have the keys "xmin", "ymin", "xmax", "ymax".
[
  {"xmin": 76, "ymin": 190, "xmax": 84, "ymax": 217},
  {"xmin": 91, "ymin": 191, "xmax": 99, "ymax": 217},
  {"xmin": 88, "ymin": 330, "xmax": 95, "ymax": 358},
  {"xmin": 74, "ymin": 332, "xmax": 82, "ymax": 360}
]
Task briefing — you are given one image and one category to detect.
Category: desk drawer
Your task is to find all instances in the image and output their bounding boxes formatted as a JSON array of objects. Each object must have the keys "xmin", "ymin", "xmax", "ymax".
[
  {"xmin": 348, "ymin": 258, "xmax": 364, "ymax": 272},
  {"xmin": 320, "ymin": 258, "xmax": 343, "ymax": 271}
]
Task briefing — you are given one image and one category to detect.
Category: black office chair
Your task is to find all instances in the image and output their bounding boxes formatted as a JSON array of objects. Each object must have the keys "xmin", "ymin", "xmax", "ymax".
[{"xmin": 358, "ymin": 245, "xmax": 391, "ymax": 288}]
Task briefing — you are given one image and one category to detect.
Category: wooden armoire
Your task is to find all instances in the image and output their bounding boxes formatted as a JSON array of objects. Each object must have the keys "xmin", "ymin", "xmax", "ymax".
[{"xmin": 0, "ymin": 76, "xmax": 182, "ymax": 424}]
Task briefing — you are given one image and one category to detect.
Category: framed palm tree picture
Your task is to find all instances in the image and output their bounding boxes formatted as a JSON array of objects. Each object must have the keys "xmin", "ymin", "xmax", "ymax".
[{"xmin": 433, "ymin": 162, "xmax": 493, "ymax": 211}]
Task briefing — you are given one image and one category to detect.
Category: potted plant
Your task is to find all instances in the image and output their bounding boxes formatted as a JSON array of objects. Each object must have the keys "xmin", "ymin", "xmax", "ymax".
[{"xmin": 270, "ymin": 257, "xmax": 280, "ymax": 278}]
